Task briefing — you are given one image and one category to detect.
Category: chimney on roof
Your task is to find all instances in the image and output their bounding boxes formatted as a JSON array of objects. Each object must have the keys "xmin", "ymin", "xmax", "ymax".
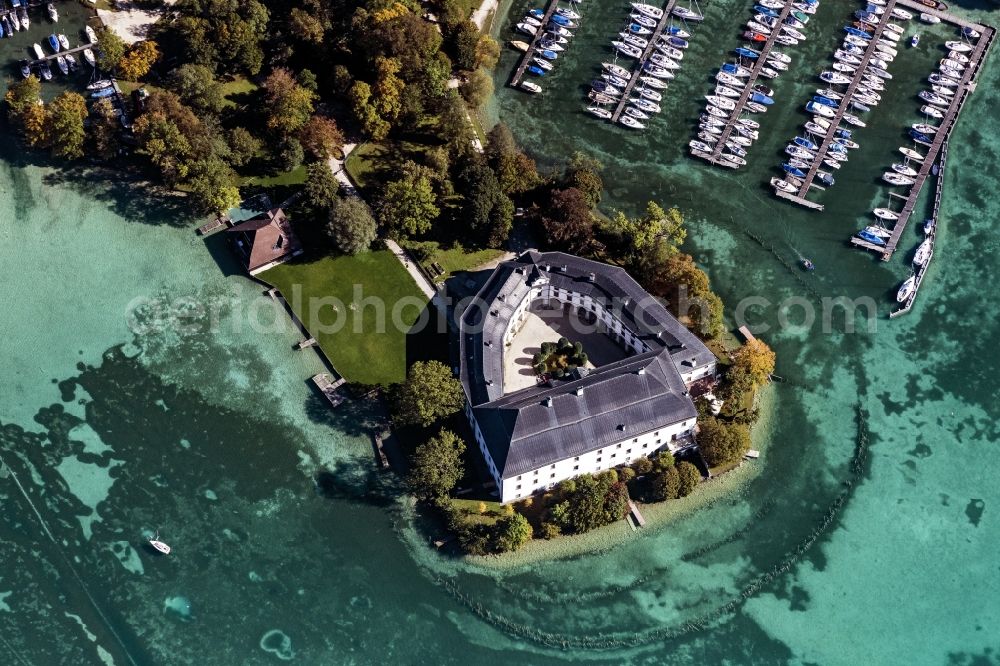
[
  {"xmin": 485, "ymin": 340, "xmax": 492, "ymax": 347},
  {"xmin": 544, "ymin": 396, "xmax": 553, "ymax": 407},
  {"xmin": 575, "ymin": 388, "xmax": 584, "ymax": 396},
  {"xmin": 637, "ymin": 368, "xmax": 646, "ymax": 375},
  {"xmin": 617, "ymin": 424, "xmax": 625, "ymax": 431},
  {"xmin": 588, "ymin": 272, "xmax": 596, "ymax": 282},
  {"xmin": 486, "ymin": 379, "xmax": 493, "ymax": 386},
  {"xmin": 498, "ymin": 294, "xmax": 505, "ymax": 301},
  {"xmin": 545, "ymin": 263, "xmax": 551, "ymax": 272},
  {"xmin": 562, "ymin": 264, "xmax": 568, "ymax": 272}
]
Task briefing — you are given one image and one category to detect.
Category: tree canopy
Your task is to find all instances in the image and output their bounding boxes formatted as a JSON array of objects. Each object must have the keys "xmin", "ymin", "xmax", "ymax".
[
  {"xmin": 407, "ymin": 428, "xmax": 466, "ymax": 500},
  {"xmin": 394, "ymin": 360, "xmax": 465, "ymax": 427},
  {"xmin": 378, "ymin": 166, "xmax": 440, "ymax": 238},
  {"xmin": 328, "ymin": 197, "xmax": 377, "ymax": 255},
  {"xmin": 45, "ymin": 92, "xmax": 89, "ymax": 160},
  {"xmin": 493, "ymin": 513, "xmax": 533, "ymax": 553},
  {"xmin": 697, "ymin": 417, "xmax": 752, "ymax": 467},
  {"xmin": 675, "ymin": 461, "xmax": 701, "ymax": 497}
]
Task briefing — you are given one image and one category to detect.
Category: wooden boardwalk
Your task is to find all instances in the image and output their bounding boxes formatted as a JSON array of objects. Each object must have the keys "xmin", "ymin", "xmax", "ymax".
[
  {"xmin": 691, "ymin": 1, "xmax": 796, "ymax": 167},
  {"xmin": 851, "ymin": 18, "xmax": 994, "ymax": 259},
  {"xmin": 509, "ymin": 0, "xmax": 561, "ymax": 88},
  {"xmin": 784, "ymin": 0, "xmax": 899, "ymax": 206},
  {"xmin": 311, "ymin": 373, "xmax": 347, "ymax": 408},
  {"xmin": 609, "ymin": 0, "xmax": 681, "ymax": 124}
]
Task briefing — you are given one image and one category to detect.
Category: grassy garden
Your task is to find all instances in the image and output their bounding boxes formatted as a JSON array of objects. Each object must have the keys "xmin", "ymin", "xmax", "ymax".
[
  {"xmin": 399, "ymin": 240, "xmax": 505, "ymax": 283},
  {"xmin": 262, "ymin": 250, "xmax": 429, "ymax": 385}
]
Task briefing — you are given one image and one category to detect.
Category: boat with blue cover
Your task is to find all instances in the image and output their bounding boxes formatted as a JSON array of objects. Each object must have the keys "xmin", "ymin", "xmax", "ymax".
[
  {"xmin": 735, "ymin": 47, "xmax": 760, "ymax": 59},
  {"xmin": 48, "ymin": 33, "xmax": 61, "ymax": 52},
  {"xmin": 858, "ymin": 230, "xmax": 887, "ymax": 246},
  {"xmin": 550, "ymin": 14, "xmax": 575, "ymax": 28},
  {"xmin": 665, "ymin": 36, "xmax": 688, "ymax": 49},
  {"xmin": 909, "ymin": 129, "xmax": 933, "ymax": 143},
  {"xmin": 751, "ymin": 92, "xmax": 774, "ymax": 105},
  {"xmin": 722, "ymin": 63, "xmax": 753, "ymax": 77},
  {"xmin": 666, "ymin": 25, "xmax": 691, "ymax": 38},
  {"xmin": 844, "ymin": 26, "xmax": 872, "ymax": 39},
  {"xmin": 817, "ymin": 171, "xmax": 835, "ymax": 186},
  {"xmin": 782, "ymin": 163, "xmax": 806, "ymax": 178},
  {"xmin": 794, "ymin": 137, "xmax": 818, "ymax": 151},
  {"xmin": 813, "ymin": 95, "xmax": 839, "ymax": 108},
  {"xmin": 527, "ymin": 65, "xmax": 546, "ymax": 76},
  {"xmin": 539, "ymin": 49, "xmax": 558, "ymax": 60},
  {"xmin": 754, "ymin": 5, "xmax": 779, "ymax": 17}
]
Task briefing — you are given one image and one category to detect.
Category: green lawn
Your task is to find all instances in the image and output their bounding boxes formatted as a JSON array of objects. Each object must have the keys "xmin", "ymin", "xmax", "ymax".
[
  {"xmin": 240, "ymin": 165, "xmax": 308, "ymax": 187},
  {"xmin": 344, "ymin": 143, "xmax": 389, "ymax": 190},
  {"xmin": 400, "ymin": 241, "xmax": 505, "ymax": 283},
  {"xmin": 220, "ymin": 77, "xmax": 259, "ymax": 108},
  {"xmin": 262, "ymin": 251, "xmax": 429, "ymax": 385}
]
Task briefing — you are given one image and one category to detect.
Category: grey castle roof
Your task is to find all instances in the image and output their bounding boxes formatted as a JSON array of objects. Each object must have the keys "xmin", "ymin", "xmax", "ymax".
[{"xmin": 459, "ymin": 251, "xmax": 715, "ymax": 479}]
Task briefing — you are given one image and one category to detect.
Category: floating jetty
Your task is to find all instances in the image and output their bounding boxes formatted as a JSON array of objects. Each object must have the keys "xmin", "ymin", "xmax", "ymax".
[
  {"xmin": 691, "ymin": 1, "xmax": 797, "ymax": 167},
  {"xmin": 609, "ymin": 0, "xmax": 682, "ymax": 124},
  {"xmin": 890, "ymin": 142, "xmax": 945, "ymax": 318},
  {"xmin": 509, "ymin": 0, "xmax": 562, "ymax": 88}
]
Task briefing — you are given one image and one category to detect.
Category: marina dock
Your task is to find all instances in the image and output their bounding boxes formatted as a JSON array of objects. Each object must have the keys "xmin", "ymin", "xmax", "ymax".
[
  {"xmin": 509, "ymin": 0, "xmax": 561, "ymax": 88},
  {"xmin": 26, "ymin": 43, "xmax": 94, "ymax": 67},
  {"xmin": 690, "ymin": 1, "xmax": 796, "ymax": 167},
  {"xmin": 776, "ymin": 1, "xmax": 899, "ymax": 208},
  {"xmin": 609, "ymin": 0, "xmax": 681, "ymax": 124},
  {"xmin": 889, "ymin": 141, "xmax": 945, "ymax": 318},
  {"xmin": 774, "ymin": 0, "xmax": 993, "ymax": 263},
  {"xmin": 852, "ymin": 17, "xmax": 994, "ymax": 259},
  {"xmin": 627, "ymin": 500, "xmax": 646, "ymax": 528}
]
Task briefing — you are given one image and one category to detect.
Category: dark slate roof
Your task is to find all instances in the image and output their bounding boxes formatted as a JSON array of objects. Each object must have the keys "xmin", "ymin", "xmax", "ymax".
[
  {"xmin": 458, "ymin": 251, "xmax": 714, "ymax": 479},
  {"xmin": 227, "ymin": 208, "xmax": 302, "ymax": 274}
]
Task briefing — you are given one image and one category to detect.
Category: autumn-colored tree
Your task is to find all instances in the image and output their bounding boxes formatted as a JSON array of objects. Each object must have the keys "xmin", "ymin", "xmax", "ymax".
[
  {"xmin": 89, "ymin": 98, "xmax": 120, "ymax": 160},
  {"xmin": 262, "ymin": 67, "xmax": 315, "ymax": 136},
  {"xmin": 348, "ymin": 81, "xmax": 390, "ymax": 140},
  {"xmin": 298, "ymin": 115, "xmax": 344, "ymax": 160},
  {"xmin": 4, "ymin": 75, "xmax": 41, "ymax": 121},
  {"xmin": 45, "ymin": 92, "xmax": 88, "ymax": 159},
  {"xmin": 372, "ymin": 56, "xmax": 404, "ymax": 124},
  {"xmin": 119, "ymin": 41, "xmax": 160, "ymax": 80},
  {"xmin": 697, "ymin": 417, "xmax": 751, "ymax": 467},
  {"xmin": 542, "ymin": 188, "xmax": 597, "ymax": 255}
]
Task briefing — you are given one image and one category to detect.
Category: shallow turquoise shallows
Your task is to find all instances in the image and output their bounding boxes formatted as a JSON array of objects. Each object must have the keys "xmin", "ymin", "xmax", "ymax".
[{"xmin": 2, "ymin": 0, "xmax": 999, "ymax": 662}]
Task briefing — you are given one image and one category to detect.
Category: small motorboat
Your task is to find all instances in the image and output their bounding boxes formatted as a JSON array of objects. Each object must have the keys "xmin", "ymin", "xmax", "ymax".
[
  {"xmin": 19, "ymin": 60, "xmax": 30, "ymax": 78},
  {"xmin": 884, "ymin": 172, "xmax": 916, "ymax": 186},
  {"xmin": 874, "ymin": 208, "xmax": 899, "ymax": 221},
  {"xmin": 32, "ymin": 43, "xmax": 45, "ymax": 60},
  {"xmin": 899, "ymin": 146, "xmax": 925, "ymax": 161},
  {"xmin": 19, "ymin": 8, "xmax": 28, "ymax": 29},
  {"xmin": 689, "ymin": 140, "xmax": 713, "ymax": 153},
  {"xmin": 897, "ymin": 275, "xmax": 916, "ymax": 302},
  {"xmin": 771, "ymin": 177, "xmax": 798, "ymax": 194},
  {"xmin": 521, "ymin": 81, "xmax": 542, "ymax": 94},
  {"xmin": 619, "ymin": 114, "xmax": 645, "ymax": 130},
  {"xmin": 744, "ymin": 30, "xmax": 768, "ymax": 42},
  {"xmin": 587, "ymin": 106, "xmax": 612, "ymax": 119},
  {"xmin": 924, "ymin": 218, "xmax": 936, "ymax": 235},
  {"xmin": 532, "ymin": 57, "xmax": 553, "ymax": 71},
  {"xmin": 48, "ymin": 33, "xmax": 61, "ymax": 52},
  {"xmin": 801, "ymin": 258, "xmax": 816, "ymax": 271},
  {"xmin": 83, "ymin": 48, "xmax": 97, "ymax": 66},
  {"xmin": 85, "ymin": 25, "xmax": 98, "ymax": 43},
  {"xmin": 510, "ymin": 40, "xmax": 530, "ymax": 52},
  {"xmin": 946, "ymin": 40, "xmax": 973, "ymax": 53},
  {"xmin": 48, "ymin": 3, "xmax": 59, "ymax": 22},
  {"xmin": 56, "ymin": 55, "xmax": 68, "ymax": 75},
  {"xmin": 919, "ymin": 12, "xmax": 940, "ymax": 24},
  {"xmin": 892, "ymin": 7, "xmax": 914, "ymax": 20},
  {"xmin": 39, "ymin": 63, "xmax": 53, "ymax": 81},
  {"xmin": 911, "ymin": 34, "xmax": 920, "ymax": 47},
  {"xmin": 821, "ymin": 71, "xmax": 851, "ymax": 85},
  {"xmin": 516, "ymin": 22, "xmax": 539, "ymax": 36},
  {"xmin": 58, "ymin": 34, "xmax": 70, "ymax": 50},
  {"xmin": 806, "ymin": 100, "xmax": 836, "ymax": 118},
  {"xmin": 754, "ymin": 83, "xmax": 774, "ymax": 97},
  {"xmin": 963, "ymin": 26, "xmax": 980, "ymax": 39},
  {"xmin": 149, "ymin": 532, "xmax": 171, "ymax": 555},
  {"xmin": 892, "ymin": 163, "xmax": 918, "ymax": 177},
  {"xmin": 759, "ymin": 66, "xmax": 779, "ymax": 79}
]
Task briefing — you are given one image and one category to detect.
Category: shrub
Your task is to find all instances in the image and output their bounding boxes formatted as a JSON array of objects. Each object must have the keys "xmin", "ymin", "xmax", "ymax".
[
  {"xmin": 649, "ymin": 467, "xmax": 680, "ymax": 502},
  {"xmin": 539, "ymin": 522, "xmax": 561, "ymax": 539},
  {"xmin": 676, "ymin": 462, "xmax": 701, "ymax": 497},
  {"xmin": 632, "ymin": 457, "xmax": 653, "ymax": 475}
]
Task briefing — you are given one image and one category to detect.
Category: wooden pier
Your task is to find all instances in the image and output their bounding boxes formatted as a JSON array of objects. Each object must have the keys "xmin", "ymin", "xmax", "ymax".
[
  {"xmin": 197, "ymin": 215, "xmax": 232, "ymax": 236},
  {"xmin": 627, "ymin": 500, "xmax": 646, "ymax": 528},
  {"xmin": 311, "ymin": 373, "xmax": 347, "ymax": 408},
  {"xmin": 26, "ymin": 43, "xmax": 95, "ymax": 67},
  {"xmin": 372, "ymin": 431, "xmax": 390, "ymax": 469},
  {"xmin": 691, "ymin": 1, "xmax": 796, "ymax": 167},
  {"xmin": 509, "ymin": 0, "xmax": 561, "ymax": 88},
  {"xmin": 295, "ymin": 337, "xmax": 317, "ymax": 350},
  {"xmin": 852, "ymin": 19, "xmax": 994, "ymax": 260},
  {"xmin": 609, "ymin": 0, "xmax": 681, "ymax": 124},
  {"xmin": 783, "ymin": 0, "xmax": 899, "ymax": 207}
]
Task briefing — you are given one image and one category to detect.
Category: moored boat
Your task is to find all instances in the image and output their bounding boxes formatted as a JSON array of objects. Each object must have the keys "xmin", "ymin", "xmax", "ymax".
[
  {"xmin": 874, "ymin": 208, "xmax": 899, "ymax": 221},
  {"xmin": 896, "ymin": 275, "xmax": 916, "ymax": 302},
  {"xmin": 884, "ymin": 172, "xmax": 915, "ymax": 186},
  {"xmin": 149, "ymin": 532, "xmax": 171, "ymax": 555},
  {"xmin": 56, "ymin": 55, "xmax": 68, "ymax": 75},
  {"xmin": 86, "ymin": 25, "xmax": 98, "ymax": 43},
  {"xmin": 521, "ymin": 80, "xmax": 542, "ymax": 94},
  {"xmin": 619, "ymin": 114, "xmax": 645, "ymax": 130},
  {"xmin": 587, "ymin": 106, "xmax": 612, "ymax": 119},
  {"xmin": 32, "ymin": 43, "xmax": 45, "ymax": 60},
  {"xmin": 913, "ymin": 238, "xmax": 932, "ymax": 268},
  {"xmin": 48, "ymin": 3, "xmax": 59, "ymax": 22},
  {"xmin": 83, "ymin": 48, "xmax": 97, "ymax": 66}
]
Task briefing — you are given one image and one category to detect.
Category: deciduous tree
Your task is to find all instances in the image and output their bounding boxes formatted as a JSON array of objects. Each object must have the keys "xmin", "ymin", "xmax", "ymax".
[
  {"xmin": 45, "ymin": 92, "xmax": 88, "ymax": 159},
  {"xmin": 378, "ymin": 166, "xmax": 440, "ymax": 238},
  {"xmin": 118, "ymin": 40, "xmax": 160, "ymax": 80},
  {"xmin": 459, "ymin": 68, "xmax": 493, "ymax": 109},
  {"xmin": 168, "ymin": 64, "xmax": 226, "ymax": 114},
  {"xmin": 564, "ymin": 152, "xmax": 603, "ymax": 207},
  {"xmin": 542, "ymin": 188, "xmax": 596, "ymax": 255},
  {"xmin": 302, "ymin": 161, "xmax": 340, "ymax": 217},
  {"xmin": 96, "ymin": 26, "xmax": 127, "ymax": 73},
  {"xmin": 327, "ymin": 197, "xmax": 377, "ymax": 255},
  {"xmin": 697, "ymin": 417, "xmax": 751, "ymax": 467},
  {"xmin": 89, "ymin": 98, "xmax": 120, "ymax": 160},
  {"xmin": 407, "ymin": 428, "xmax": 466, "ymax": 499},
  {"xmin": 676, "ymin": 461, "xmax": 701, "ymax": 497},
  {"xmin": 186, "ymin": 158, "xmax": 241, "ymax": 214},
  {"xmin": 493, "ymin": 513, "xmax": 533, "ymax": 552},
  {"xmin": 394, "ymin": 361, "xmax": 464, "ymax": 427},
  {"xmin": 262, "ymin": 67, "xmax": 315, "ymax": 136},
  {"xmin": 458, "ymin": 161, "xmax": 513, "ymax": 248},
  {"xmin": 298, "ymin": 115, "xmax": 344, "ymax": 160}
]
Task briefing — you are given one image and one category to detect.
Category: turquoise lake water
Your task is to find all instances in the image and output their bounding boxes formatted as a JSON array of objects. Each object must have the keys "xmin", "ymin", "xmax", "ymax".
[{"xmin": 1, "ymin": 0, "xmax": 999, "ymax": 663}]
